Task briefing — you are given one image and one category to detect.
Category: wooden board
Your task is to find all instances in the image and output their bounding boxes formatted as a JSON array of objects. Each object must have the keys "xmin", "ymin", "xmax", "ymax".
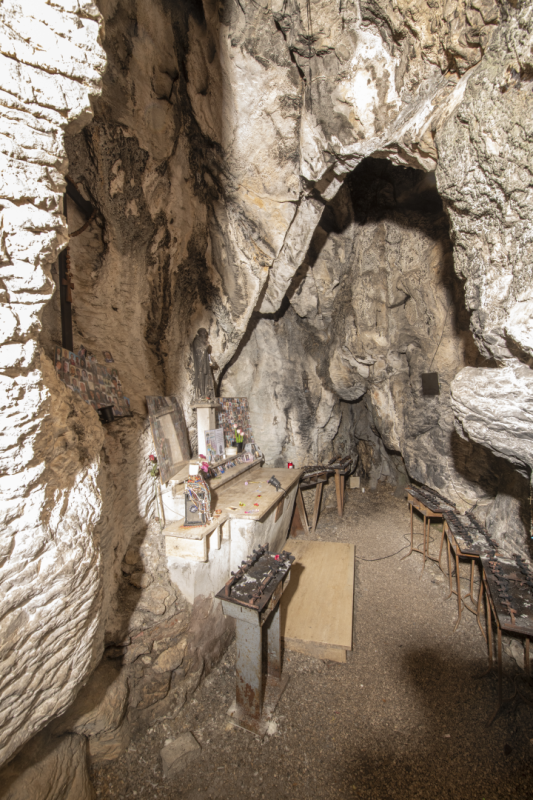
[
  {"xmin": 162, "ymin": 467, "xmax": 302, "ymax": 560},
  {"xmin": 166, "ymin": 456, "xmax": 262, "ymax": 487},
  {"xmin": 213, "ymin": 466, "xmax": 303, "ymax": 522},
  {"xmin": 163, "ymin": 514, "xmax": 227, "ymax": 540},
  {"xmin": 208, "ymin": 458, "xmax": 262, "ymax": 492},
  {"xmin": 281, "ymin": 540, "xmax": 354, "ymax": 662}
]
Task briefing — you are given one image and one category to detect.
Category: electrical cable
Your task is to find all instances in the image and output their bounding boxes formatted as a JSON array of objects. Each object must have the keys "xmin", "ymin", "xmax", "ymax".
[
  {"xmin": 356, "ymin": 544, "xmax": 409, "ymax": 562},
  {"xmin": 355, "ymin": 533, "xmax": 431, "ymax": 562}
]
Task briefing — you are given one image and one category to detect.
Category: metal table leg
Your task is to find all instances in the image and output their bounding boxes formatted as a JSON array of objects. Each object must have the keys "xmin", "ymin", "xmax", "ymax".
[
  {"xmin": 486, "ymin": 573, "xmax": 493, "ymax": 670},
  {"xmin": 445, "ymin": 533, "xmax": 453, "ymax": 600},
  {"xmin": 235, "ymin": 618, "xmax": 262, "ymax": 722},
  {"xmin": 421, "ymin": 513, "xmax": 441, "ymax": 570},
  {"xmin": 265, "ymin": 604, "xmax": 281, "ymax": 681},
  {"xmin": 334, "ymin": 471, "xmax": 343, "ymax": 517},
  {"xmin": 476, "ymin": 576, "xmax": 486, "ymax": 642},
  {"xmin": 311, "ymin": 482, "xmax": 324, "ymax": 534},
  {"xmin": 454, "ymin": 547, "xmax": 462, "ymax": 632},
  {"xmin": 487, "ymin": 624, "xmax": 504, "ymax": 725},
  {"xmin": 438, "ymin": 521, "xmax": 447, "ymax": 569},
  {"xmin": 402, "ymin": 503, "xmax": 417, "ymax": 562},
  {"xmin": 422, "ymin": 515, "xmax": 428, "ymax": 571}
]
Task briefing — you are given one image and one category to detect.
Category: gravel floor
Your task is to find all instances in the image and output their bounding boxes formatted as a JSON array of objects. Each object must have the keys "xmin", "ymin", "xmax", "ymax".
[{"xmin": 92, "ymin": 484, "xmax": 533, "ymax": 799}]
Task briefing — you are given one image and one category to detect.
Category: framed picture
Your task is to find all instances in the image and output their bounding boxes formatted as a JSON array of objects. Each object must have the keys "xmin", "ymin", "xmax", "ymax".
[
  {"xmin": 146, "ymin": 395, "xmax": 190, "ymax": 483},
  {"xmin": 205, "ymin": 428, "xmax": 225, "ymax": 463}
]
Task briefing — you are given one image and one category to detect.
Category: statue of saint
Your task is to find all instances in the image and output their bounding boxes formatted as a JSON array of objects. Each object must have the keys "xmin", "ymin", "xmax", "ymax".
[{"xmin": 191, "ymin": 328, "xmax": 217, "ymax": 400}]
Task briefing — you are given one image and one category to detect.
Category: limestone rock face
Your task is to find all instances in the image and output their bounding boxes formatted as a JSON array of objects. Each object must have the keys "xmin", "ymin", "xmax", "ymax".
[
  {"xmin": 451, "ymin": 366, "xmax": 533, "ymax": 472},
  {"xmin": 0, "ymin": 731, "xmax": 94, "ymax": 800},
  {"xmin": 0, "ymin": 0, "xmax": 106, "ymax": 767},
  {"xmin": 436, "ymin": 4, "xmax": 533, "ymax": 471},
  {"xmin": 50, "ymin": 661, "xmax": 129, "ymax": 739},
  {"xmin": 222, "ymin": 160, "xmax": 506, "ymax": 509},
  {"xmin": 2, "ymin": 0, "xmax": 533, "ymax": 776}
]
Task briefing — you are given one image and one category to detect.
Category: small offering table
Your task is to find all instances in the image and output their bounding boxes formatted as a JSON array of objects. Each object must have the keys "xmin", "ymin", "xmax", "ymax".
[{"xmin": 216, "ymin": 546, "xmax": 294, "ymax": 737}]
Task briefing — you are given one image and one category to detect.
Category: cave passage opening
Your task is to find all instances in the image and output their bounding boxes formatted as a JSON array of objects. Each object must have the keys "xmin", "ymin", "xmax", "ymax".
[{"xmin": 220, "ymin": 156, "xmax": 512, "ymax": 513}]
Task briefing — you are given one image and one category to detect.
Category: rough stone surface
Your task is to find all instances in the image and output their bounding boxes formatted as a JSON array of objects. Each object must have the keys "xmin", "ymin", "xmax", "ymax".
[
  {"xmin": 0, "ymin": 0, "xmax": 106, "ymax": 767},
  {"xmin": 3, "ymin": 0, "xmax": 533, "ymax": 779},
  {"xmin": 436, "ymin": 4, "xmax": 533, "ymax": 472},
  {"xmin": 222, "ymin": 160, "xmax": 524, "ymax": 537},
  {"xmin": 50, "ymin": 661, "xmax": 129, "ymax": 739},
  {"xmin": 87, "ymin": 718, "xmax": 131, "ymax": 765},
  {"xmin": 0, "ymin": 731, "xmax": 94, "ymax": 800},
  {"xmin": 160, "ymin": 732, "xmax": 200, "ymax": 779}
]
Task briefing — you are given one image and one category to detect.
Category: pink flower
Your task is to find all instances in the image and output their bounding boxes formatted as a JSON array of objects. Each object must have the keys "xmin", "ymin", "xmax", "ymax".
[{"xmin": 148, "ymin": 454, "xmax": 157, "ymax": 463}]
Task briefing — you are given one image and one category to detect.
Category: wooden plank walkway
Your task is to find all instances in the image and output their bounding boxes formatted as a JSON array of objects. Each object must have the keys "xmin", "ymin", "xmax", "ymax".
[{"xmin": 281, "ymin": 540, "xmax": 355, "ymax": 663}]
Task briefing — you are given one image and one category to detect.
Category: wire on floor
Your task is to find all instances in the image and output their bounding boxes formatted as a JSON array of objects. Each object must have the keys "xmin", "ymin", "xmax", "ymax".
[{"xmin": 356, "ymin": 534, "xmax": 421, "ymax": 562}]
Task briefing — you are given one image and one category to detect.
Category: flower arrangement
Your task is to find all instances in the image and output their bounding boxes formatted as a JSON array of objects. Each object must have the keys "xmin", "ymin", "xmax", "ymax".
[
  {"xmin": 198, "ymin": 455, "xmax": 210, "ymax": 474},
  {"xmin": 148, "ymin": 454, "xmax": 159, "ymax": 480},
  {"xmin": 233, "ymin": 424, "xmax": 244, "ymax": 444}
]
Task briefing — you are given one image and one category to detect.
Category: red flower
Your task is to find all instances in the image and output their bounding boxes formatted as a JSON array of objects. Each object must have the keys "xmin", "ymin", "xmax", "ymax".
[{"xmin": 148, "ymin": 454, "xmax": 157, "ymax": 463}]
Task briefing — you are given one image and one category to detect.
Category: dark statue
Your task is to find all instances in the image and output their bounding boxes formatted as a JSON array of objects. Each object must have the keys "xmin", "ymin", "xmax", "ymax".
[{"xmin": 192, "ymin": 328, "xmax": 216, "ymax": 400}]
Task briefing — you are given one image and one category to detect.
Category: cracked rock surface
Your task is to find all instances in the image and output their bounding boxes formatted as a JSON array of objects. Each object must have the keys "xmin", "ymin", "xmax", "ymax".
[{"xmin": 2, "ymin": 0, "xmax": 533, "ymax": 778}]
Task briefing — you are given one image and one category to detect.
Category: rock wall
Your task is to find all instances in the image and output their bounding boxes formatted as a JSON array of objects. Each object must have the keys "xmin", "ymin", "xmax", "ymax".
[
  {"xmin": 436, "ymin": 4, "xmax": 533, "ymax": 482},
  {"xmin": 2, "ymin": 0, "xmax": 533, "ymax": 778},
  {"xmin": 221, "ymin": 159, "xmax": 522, "ymax": 522},
  {"xmin": 0, "ymin": 0, "xmax": 106, "ymax": 766}
]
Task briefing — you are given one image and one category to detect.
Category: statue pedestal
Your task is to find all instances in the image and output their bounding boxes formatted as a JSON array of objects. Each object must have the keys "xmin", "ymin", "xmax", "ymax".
[{"xmin": 192, "ymin": 401, "xmax": 220, "ymax": 457}]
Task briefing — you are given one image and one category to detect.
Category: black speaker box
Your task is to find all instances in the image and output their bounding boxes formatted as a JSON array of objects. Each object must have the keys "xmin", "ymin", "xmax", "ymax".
[{"xmin": 421, "ymin": 372, "xmax": 440, "ymax": 396}]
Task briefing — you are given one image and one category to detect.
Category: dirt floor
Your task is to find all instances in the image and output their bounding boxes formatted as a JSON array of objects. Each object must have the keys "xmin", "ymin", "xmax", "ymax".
[{"xmin": 92, "ymin": 484, "xmax": 533, "ymax": 799}]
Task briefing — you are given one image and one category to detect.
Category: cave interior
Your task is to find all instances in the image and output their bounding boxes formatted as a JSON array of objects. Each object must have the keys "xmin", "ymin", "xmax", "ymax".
[{"xmin": 2, "ymin": 0, "xmax": 533, "ymax": 797}]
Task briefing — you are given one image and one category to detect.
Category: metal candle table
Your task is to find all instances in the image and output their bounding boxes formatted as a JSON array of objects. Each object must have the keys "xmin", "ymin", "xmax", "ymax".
[
  {"xmin": 296, "ymin": 456, "xmax": 353, "ymax": 535},
  {"xmin": 216, "ymin": 546, "xmax": 294, "ymax": 737},
  {"xmin": 480, "ymin": 553, "xmax": 533, "ymax": 723},
  {"xmin": 439, "ymin": 509, "xmax": 494, "ymax": 635},
  {"xmin": 403, "ymin": 485, "xmax": 454, "ymax": 571}
]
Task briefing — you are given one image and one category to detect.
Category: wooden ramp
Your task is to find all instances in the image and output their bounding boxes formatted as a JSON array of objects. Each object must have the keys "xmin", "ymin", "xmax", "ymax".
[{"xmin": 281, "ymin": 540, "xmax": 355, "ymax": 663}]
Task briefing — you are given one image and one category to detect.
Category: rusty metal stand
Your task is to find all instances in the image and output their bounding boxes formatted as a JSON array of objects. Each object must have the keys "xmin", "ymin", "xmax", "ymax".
[
  {"xmin": 299, "ymin": 471, "xmax": 328, "ymax": 534},
  {"xmin": 402, "ymin": 493, "xmax": 443, "ymax": 573},
  {"xmin": 441, "ymin": 520, "xmax": 486, "ymax": 639},
  {"xmin": 334, "ymin": 469, "xmax": 344, "ymax": 516},
  {"xmin": 222, "ymin": 594, "xmax": 289, "ymax": 737},
  {"xmin": 481, "ymin": 562, "xmax": 533, "ymax": 725},
  {"xmin": 333, "ymin": 463, "xmax": 351, "ymax": 517},
  {"xmin": 217, "ymin": 552, "xmax": 293, "ymax": 738}
]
